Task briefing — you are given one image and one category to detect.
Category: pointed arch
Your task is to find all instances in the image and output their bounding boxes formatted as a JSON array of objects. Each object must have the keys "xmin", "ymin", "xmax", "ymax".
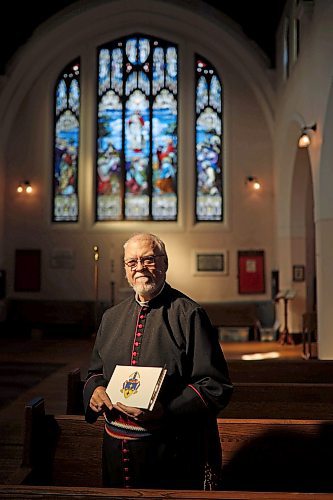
[{"xmin": 96, "ymin": 34, "xmax": 178, "ymax": 221}]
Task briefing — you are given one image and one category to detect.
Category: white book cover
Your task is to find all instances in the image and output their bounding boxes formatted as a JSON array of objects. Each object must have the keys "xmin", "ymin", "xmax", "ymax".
[{"xmin": 106, "ymin": 365, "xmax": 167, "ymax": 410}]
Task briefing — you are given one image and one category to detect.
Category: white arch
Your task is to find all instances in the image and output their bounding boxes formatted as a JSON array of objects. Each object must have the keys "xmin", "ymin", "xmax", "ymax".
[
  {"xmin": 0, "ymin": 0, "xmax": 275, "ymax": 153},
  {"xmin": 315, "ymin": 78, "xmax": 333, "ymax": 359}
]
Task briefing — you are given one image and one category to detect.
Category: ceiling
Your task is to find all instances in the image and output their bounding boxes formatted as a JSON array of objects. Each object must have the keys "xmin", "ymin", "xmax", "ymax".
[{"xmin": 0, "ymin": 0, "xmax": 287, "ymax": 74}]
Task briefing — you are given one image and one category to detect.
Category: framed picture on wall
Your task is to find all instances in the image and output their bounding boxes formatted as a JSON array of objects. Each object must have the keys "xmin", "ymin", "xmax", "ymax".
[
  {"xmin": 192, "ymin": 249, "xmax": 228, "ymax": 276},
  {"xmin": 293, "ymin": 265, "xmax": 305, "ymax": 282},
  {"xmin": 238, "ymin": 250, "xmax": 265, "ymax": 294}
]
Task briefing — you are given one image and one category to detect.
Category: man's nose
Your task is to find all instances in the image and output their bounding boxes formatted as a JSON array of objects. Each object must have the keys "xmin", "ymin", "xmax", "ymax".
[{"xmin": 135, "ymin": 258, "xmax": 144, "ymax": 269}]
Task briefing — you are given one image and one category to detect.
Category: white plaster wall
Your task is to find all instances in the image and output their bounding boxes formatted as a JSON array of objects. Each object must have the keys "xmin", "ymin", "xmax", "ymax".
[
  {"xmin": 275, "ymin": 0, "xmax": 333, "ymax": 357},
  {"xmin": 316, "ymin": 219, "xmax": 333, "ymax": 359},
  {"xmin": 0, "ymin": 0, "xmax": 275, "ymax": 305}
]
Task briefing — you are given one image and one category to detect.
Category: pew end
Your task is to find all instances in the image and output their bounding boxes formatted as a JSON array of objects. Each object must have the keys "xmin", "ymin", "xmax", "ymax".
[
  {"xmin": 19, "ymin": 396, "xmax": 103, "ymax": 487},
  {"xmin": 66, "ymin": 367, "xmax": 84, "ymax": 415}
]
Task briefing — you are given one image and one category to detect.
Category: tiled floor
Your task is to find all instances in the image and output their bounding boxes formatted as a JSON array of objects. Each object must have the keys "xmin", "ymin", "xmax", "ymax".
[{"xmin": 0, "ymin": 337, "xmax": 306, "ymax": 483}]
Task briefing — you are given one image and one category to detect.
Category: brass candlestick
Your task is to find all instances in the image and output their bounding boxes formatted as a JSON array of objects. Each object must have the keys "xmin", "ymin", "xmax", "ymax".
[
  {"xmin": 93, "ymin": 245, "xmax": 99, "ymax": 336},
  {"xmin": 93, "ymin": 245, "xmax": 99, "ymax": 303}
]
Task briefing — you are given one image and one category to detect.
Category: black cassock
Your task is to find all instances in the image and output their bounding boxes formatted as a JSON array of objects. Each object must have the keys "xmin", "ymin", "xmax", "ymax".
[{"xmin": 83, "ymin": 283, "xmax": 233, "ymax": 490}]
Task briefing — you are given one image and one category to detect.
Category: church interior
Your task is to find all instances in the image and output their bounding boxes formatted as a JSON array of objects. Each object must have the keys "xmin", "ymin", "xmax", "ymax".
[{"xmin": 1, "ymin": 0, "xmax": 333, "ymax": 496}]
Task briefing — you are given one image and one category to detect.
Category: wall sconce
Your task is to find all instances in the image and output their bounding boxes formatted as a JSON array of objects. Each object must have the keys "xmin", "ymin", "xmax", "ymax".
[
  {"xmin": 298, "ymin": 123, "xmax": 317, "ymax": 148},
  {"xmin": 245, "ymin": 176, "xmax": 261, "ymax": 190},
  {"xmin": 17, "ymin": 180, "xmax": 33, "ymax": 194}
]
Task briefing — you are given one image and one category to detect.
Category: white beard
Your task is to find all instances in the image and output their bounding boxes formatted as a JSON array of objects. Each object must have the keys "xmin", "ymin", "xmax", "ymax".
[{"xmin": 130, "ymin": 281, "xmax": 157, "ymax": 297}]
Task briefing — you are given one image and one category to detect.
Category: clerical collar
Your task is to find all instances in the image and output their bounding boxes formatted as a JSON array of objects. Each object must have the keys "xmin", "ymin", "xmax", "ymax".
[{"xmin": 135, "ymin": 282, "xmax": 165, "ymax": 306}]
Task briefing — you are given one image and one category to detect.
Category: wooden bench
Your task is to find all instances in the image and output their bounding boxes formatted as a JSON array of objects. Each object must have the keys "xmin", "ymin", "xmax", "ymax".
[
  {"xmin": 223, "ymin": 382, "xmax": 333, "ymax": 419},
  {"xmin": 3, "ymin": 299, "xmax": 107, "ymax": 337},
  {"xmin": 202, "ymin": 302, "xmax": 259, "ymax": 327},
  {"xmin": 67, "ymin": 368, "xmax": 333, "ymax": 420},
  {"xmin": 201, "ymin": 302, "xmax": 262, "ymax": 340},
  {"xmin": 14, "ymin": 396, "xmax": 333, "ymax": 493},
  {"xmin": 228, "ymin": 359, "xmax": 333, "ymax": 383},
  {"xmin": 1, "ymin": 484, "xmax": 333, "ymax": 499}
]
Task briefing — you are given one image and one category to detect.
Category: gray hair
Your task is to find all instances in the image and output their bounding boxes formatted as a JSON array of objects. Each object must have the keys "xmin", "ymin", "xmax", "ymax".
[{"xmin": 123, "ymin": 233, "xmax": 168, "ymax": 266}]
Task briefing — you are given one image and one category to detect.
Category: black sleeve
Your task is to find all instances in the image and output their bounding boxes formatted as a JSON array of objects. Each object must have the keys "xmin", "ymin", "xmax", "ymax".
[
  {"xmin": 83, "ymin": 319, "xmax": 108, "ymax": 423},
  {"xmin": 166, "ymin": 307, "xmax": 233, "ymax": 418}
]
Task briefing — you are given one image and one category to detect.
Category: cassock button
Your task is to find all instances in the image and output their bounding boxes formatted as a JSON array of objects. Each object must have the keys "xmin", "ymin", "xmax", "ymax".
[
  {"xmin": 138, "ymin": 324, "xmax": 143, "ymax": 328},
  {"xmin": 134, "ymin": 341, "xmax": 140, "ymax": 347},
  {"xmin": 132, "ymin": 360, "xmax": 137, "ymax": 365},
  {"xmin": 132, "ymin": 351, "xmax": 137, "ymax": 356},
  {"xmin": 136, "ymin": 332, "xmax": 142, "ymax": 337}
]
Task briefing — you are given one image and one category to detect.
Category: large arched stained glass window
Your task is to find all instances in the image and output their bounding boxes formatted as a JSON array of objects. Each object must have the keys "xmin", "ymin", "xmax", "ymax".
[
  {"xmin": 52, "ymin": 60, "xmax": 80, "ymax": 222},
  {"xmin": 195, "ymin": 55, "xmax": 223, "ymax": 221},
  {"xmin": 96, "ymin": 34, "xmax": 178, "ymax": 221}
]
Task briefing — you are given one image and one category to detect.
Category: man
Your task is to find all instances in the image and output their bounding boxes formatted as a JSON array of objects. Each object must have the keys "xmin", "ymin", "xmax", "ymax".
[{"xmin": 83, "ymin": 233, "xmax": 233, "ymax": 490}]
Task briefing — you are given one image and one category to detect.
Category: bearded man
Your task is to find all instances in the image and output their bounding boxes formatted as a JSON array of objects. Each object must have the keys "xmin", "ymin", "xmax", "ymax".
[{"xmin": 83, "ymin": 232, "xmax": 233, "ymax": 490}]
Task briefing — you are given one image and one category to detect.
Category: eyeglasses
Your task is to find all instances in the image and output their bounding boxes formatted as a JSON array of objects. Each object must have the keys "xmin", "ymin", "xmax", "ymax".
[{"xmin": 124, "ymin": 254, "xmax": 165, "ymax": 269}]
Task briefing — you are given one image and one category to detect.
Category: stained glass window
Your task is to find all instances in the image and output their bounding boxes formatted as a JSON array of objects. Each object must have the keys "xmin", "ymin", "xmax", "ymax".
[
  {"xmin": 195, "ymin": 55, "xmax": 223, "ymax": 221},
  {"xmin": 52, "ymin": 60, "xmax": 80, "ymax": 222},
  {"xmin": 283, "ymin": 17, "xmax": 290, "ymax": 79},
  {"xmin": 96, "ymin": 35, "xmax": 178, "ymax": 221}
]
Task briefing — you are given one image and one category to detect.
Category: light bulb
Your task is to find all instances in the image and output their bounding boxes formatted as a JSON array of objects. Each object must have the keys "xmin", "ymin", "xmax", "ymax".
[{"xmin": 298, "ymin": 132, "xmax": 311, "ymax": 148}]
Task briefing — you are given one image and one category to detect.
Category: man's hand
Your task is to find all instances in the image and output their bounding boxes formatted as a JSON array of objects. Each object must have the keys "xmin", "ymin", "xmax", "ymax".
[
  {"xmin": 90, "ymin": 386, "xmax": 113, "ymax": 412},
  {"xmin": 114, "ymin": 401, "xmax": 164, "ymax": 422}
]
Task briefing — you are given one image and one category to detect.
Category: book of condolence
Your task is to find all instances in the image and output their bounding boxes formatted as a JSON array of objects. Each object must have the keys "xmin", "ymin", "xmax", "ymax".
[{"xmin": 106, "ymin": 365, "xmax": 167, "ymax": 410}]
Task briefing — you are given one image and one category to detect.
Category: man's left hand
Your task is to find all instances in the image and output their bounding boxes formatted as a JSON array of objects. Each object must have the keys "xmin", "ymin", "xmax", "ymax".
[{"xmin": 114, "ymin": 401, "xmax": 164, "ymax": 421}]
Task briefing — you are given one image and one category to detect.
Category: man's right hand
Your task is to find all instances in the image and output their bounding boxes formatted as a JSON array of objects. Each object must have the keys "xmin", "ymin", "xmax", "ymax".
[{"xmin": 90, "ymin": 386, "xmax": 113, "ymax": 412}]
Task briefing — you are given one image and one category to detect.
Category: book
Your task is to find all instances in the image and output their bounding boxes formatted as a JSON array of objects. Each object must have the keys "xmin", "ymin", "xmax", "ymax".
[{"xmin": 106, "ymin": 365, "xmax": 167, "ymax": 410}]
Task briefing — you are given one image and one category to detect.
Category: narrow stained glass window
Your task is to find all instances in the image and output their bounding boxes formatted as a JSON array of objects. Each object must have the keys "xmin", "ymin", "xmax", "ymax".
[
  {"xmin": 195, "ymin": 55, "xmax": 223, "ymax": 222},
  {"xmin": 96, "ymin": 34, "xmax": 178, "ymax": 221},
  {"xmin": 52, "ymin": 60, "xmax": 80, "ymax": 222},
  {"xmin": 283, "ymin": 17, "xmax": 290, "ymax": 79}
]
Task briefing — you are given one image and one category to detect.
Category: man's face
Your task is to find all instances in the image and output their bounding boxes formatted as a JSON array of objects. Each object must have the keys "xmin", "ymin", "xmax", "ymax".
[{"xmin": 124, "ymin": 237, "xmax": 167, "ymax": 300}]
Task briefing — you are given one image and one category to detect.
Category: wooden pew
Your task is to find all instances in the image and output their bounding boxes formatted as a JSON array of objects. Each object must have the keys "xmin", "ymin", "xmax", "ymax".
[
  {"xmin": 15, "ymin": 397, "xmax": 333, "ymax": 493},
  {"xmin": 67, "ymin": 368, "xmax": 333, "ymax": 419},
  {"xmin": 1, "ymin": 484, "xmax": 333, "ymax": 499},
  {"xmin": 228, "ymin": 359, "xmax": 333, "ymax": 383},
  {"xmin": 4, "ymin": 299, "xmax": 107, "ymax": 337},
  {"xmin": 201, "ymin": 302, "xmax": 260, "ymax": 340},
  {"xmin": 222, "ymin": 382, "xmax": 333, "ymax": 419}
]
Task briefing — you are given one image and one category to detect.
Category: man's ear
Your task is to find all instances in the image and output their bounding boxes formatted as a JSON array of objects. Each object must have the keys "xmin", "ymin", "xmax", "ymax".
[{"xmin": 163, "ymin": 256, "xmax": 168, "ymax": 271}]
